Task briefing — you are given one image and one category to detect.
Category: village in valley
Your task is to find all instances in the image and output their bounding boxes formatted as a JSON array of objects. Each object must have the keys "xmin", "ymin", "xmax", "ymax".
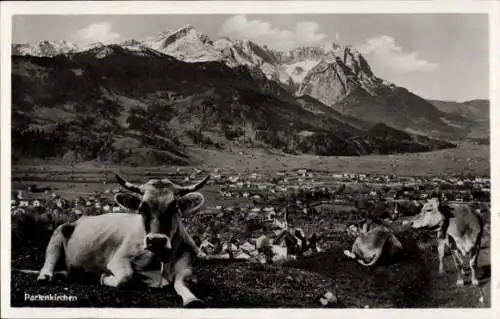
[{"xmin": 11, "ymin": 167, "xmax": 491, "ymax": 265}]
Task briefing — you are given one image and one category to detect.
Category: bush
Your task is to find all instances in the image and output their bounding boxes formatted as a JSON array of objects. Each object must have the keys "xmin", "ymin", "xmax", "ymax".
[
  {"xmin": 186, "ymin": 129, "xmax": 219, "ymax": 148},
  {"xmin": 12, "ymin": 207, "xmax": 80, "ymax": 252}
]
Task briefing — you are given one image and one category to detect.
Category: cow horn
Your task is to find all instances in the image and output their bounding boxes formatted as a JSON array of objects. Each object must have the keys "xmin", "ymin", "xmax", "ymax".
[
  {"xmin": 168, "ymin": 175, "xmax": 210, "ymax": 196},
  {"xmin": 178, "ymin": 192, "xmax": 205, "ymax": 216},
  {"xmin": 115, "ymin": 173, "xmax": 144, "ymax": 194}
]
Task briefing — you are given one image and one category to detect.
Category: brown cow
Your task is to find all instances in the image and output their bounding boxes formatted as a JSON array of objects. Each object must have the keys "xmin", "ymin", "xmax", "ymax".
[
  {"xmin": 344, "ymin": 218, "xmax": 404, "ymax": 266},
  {"xmin": 410, "ymin": 197, "xmax": 483, "ymax": 286},
  {"xmin": 36, "ymin": 174, "xmax": 209, "ymax": 307}
]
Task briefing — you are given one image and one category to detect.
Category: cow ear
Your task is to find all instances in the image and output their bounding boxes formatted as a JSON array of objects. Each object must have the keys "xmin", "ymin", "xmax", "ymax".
[
  {"xmin": 432, "ymin": 197, "xmax": 441, "ymax": 209},
  {"xmin": 114, "ymin": 193, "xmax": 142, "ymax": 212},
  {"xmin": 177, "ymin": 192, "xmax": 205, "ymax": 216},
  {"xmin": 438, "ymin": 203, "xmax": 454, "ymax": 218}
]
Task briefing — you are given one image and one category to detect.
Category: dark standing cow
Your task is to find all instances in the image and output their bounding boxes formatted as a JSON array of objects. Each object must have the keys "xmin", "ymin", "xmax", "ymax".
[
  {"xmin": 410, "ymin": 196, "xmax": 483, "ymax": 286},
  {"xmin": 36, "ymin": 173, "xmax": 209, "ymax": 307}
]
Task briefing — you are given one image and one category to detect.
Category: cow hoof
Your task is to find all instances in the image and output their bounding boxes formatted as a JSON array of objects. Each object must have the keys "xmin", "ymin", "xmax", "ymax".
[
  {"xmin": 472, "ymin": 279, "xmax": 480, "ymax": 286},
  {"xmin": 184, "ymin": 299, "xmax": 206, "ymax": 308},
  {"xmin": 456, "ymin": 279, "xmax": 465, "ymax": 286},
  {"xmin": 196, "ymin": 251, "xmax": 208, "ymax": 260},
  {"xmin": 99, "ymin": 274, "xmax": 109, "ymax": 286},
  {"xmin": 343, "ymin": 250, "xmax": 355, "ymax": 259},
  {"xmin": 37, "ymin": 272, "xmax": 53, "ymax": 282}
]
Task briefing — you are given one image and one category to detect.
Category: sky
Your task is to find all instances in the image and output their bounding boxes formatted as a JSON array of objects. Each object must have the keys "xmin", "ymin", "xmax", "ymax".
[{"xmin": 12, "ymin": 14, "xmax": 489, "ymax": 102}]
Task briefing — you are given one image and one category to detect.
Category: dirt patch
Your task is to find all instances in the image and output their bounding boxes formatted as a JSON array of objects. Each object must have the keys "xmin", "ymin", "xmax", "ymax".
[{"xmin": 12, "ymin": 252, "xmax": 427, "ymax": 308}]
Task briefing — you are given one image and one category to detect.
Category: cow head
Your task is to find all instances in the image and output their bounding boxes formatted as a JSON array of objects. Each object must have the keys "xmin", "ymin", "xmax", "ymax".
[
  {"xmin": 410, "ymin": 197, "xmax": 444, "ymax": 229},
  {"xmin": 346, "ymin": 222, "xmax": 362, "ymax": 237},
  {"xmin": 114, "ymin": 173, "xmax": 209, "ymax": 253}
]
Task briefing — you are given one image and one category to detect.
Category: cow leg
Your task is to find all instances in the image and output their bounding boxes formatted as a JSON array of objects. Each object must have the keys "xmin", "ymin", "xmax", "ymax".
[
  {"xmin": 437, "ymin": 238, "xmax": 446, "ymax": 275},
  {"xmin": 173, "ymin": 252, "xmax": 204, "ymax": 308},
  {"xmin": 100, "ymin": 257, "xmax": 133, "ymax": 288},
  {"xmin": 344, "ymin": 242, "xmax": 358, "ymax": 260},
  {"xmin": 38, "ymin": 224, "xmax": 67, "ymax": 282},
  {"xmin": 450, "ymin": 249, "xmax": 465, "ymax": 286},
  {"xmin": 469, "ymin": 246, "xmax": 480, "ymax": 286},
  {"xmin": 178, "ymin": 222, "xmax": 205, "ymax": 259},
  {"xmin": 343, "ymin": 249, "xmax": 356, "ymax": 260}
]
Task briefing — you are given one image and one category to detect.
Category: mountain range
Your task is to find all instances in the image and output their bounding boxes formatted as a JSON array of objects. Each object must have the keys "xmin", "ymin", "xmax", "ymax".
[{"xmin": 11, "ymin": 25, "xmax": 488, "ymax": 165}]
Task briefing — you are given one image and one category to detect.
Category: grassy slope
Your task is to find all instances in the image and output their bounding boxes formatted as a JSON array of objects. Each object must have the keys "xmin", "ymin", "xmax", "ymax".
[
  {"xmin": 429, "ymin": 99, "xmax": 489, "ymax": 121},
  {"xmin": 428, "ymin": 100, "xmax": 489, "ymax": 139},
  {"xmin": 189, "ymin": 143, "xmax": 489, "ymax": 177},
  {"xmin": 332, "ymin": 87, "xmax": 475, "ymax": 140},
  {"xmin": 12, "ymin": 143, "xmax": 489, "ymax": 178}
]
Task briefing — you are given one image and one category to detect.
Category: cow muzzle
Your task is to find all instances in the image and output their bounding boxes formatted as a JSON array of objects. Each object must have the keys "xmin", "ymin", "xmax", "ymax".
[
  {"xmin": 144, "ymin": 233, "xmax": 172, "ymax": 252},
  {"xmin": 407, "ymin": 219, "xmax": 431, "ymax": 230},
  {"xmin": 407, "ymin": 220, "xmax": 420, "ymax": 229}
]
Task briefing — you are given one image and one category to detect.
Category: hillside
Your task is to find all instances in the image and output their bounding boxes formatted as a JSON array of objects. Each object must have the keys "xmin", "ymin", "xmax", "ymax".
[
  {"xmin": 12, "ymin": 27, "xmax": 482, "ymax": 140},
  {"xmin": 429, "ymin": 99, "xmax": 489, "ymax": 121},
  {"xmin": 429, "ymin": 99, "xmax": 489, "ymax": 138},
  {"xmin": 11, "ymin": 47, "xmax": 455, "ymax": 165},
  {"xmin": 332, "ymin": 86, "xmax": 474, "ymax": 140}
]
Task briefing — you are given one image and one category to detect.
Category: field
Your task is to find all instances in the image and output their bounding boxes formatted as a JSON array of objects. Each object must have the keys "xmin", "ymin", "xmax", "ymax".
[{"xmin": 9, "ymin": 145, "xmax": 491, "ymax": 308}]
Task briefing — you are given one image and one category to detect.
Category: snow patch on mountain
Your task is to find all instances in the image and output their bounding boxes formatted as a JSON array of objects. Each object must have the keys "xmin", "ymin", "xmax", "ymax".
[
  {"xmin": 12, "ymin": 40, "xmax": 79, "ymax": 57},
  {"xmin": 142, "ymin": 25, "xmax": 223, "ymax": 62},
  {"xmin": 285, "ymin": 60, "xmax": 321, "ymax": 83},
  {"xmin": 11, "ymin": 26, "xmax": 395, "ymax": 105},
  {"xmin": 81, "ymin": 44, "xmax": 166, "ymax": 59}
]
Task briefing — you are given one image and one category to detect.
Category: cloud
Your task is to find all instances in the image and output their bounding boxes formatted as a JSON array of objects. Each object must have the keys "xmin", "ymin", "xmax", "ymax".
[
  {"xmin": 358, "ymin": 35, "xmax": 438, "ymax": 73},
  {"xmin": 219, "ymin": 15, "xmax": 326, "ymax": 50},
  {"xmin": 76, "ymin": 22, "xmax": 121, "ymax": 44}
]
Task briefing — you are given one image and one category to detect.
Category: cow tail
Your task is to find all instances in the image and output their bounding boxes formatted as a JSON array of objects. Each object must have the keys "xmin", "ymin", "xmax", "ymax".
[
  {"xmin": 476, "ymin": 213, "xmax": 484, "ymax": 251},
  {"xmin": 12, "ymin": 268, "xmax": 69, "ymax": 277},
  {"xmin": 12, "ymin": 268, "xmax": 40, "ymax": 274}
]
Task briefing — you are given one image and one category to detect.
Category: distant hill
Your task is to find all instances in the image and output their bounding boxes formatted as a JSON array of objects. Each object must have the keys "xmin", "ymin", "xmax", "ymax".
[
  {"xmin": 429, "ymin": 99, "xmax": 489, "ymax": 121},
  {"xmin": 429, "ymin": 99, "xmax": 489, "ymax": 138}
]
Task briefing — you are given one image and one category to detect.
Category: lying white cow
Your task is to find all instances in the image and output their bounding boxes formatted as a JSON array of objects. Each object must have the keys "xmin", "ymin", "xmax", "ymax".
[
  {"xmin": 344, "ymin": 219, "xmax": 404, "ymax": 266},
  {"xmin": 410, "ymin": 196, "xmax": 483, "ymax": 286},
  {"xmin": 36, "ymin": 173, "xmax": 209, "ymax": 307}
]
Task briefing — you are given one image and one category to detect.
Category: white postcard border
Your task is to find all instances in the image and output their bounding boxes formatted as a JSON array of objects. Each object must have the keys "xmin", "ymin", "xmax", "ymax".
[{"xmin": 1, "ymin": 1, "xmax": 499, "ymax": 318}]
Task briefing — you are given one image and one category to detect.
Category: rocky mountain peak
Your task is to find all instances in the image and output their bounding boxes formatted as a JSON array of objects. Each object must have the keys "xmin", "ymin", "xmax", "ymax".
[
  {"xmin": 120, "ymin": 39, "xmax": 143, "ymax": 47},
  {"xmin": 297, "ymin": 57, "xmax": 358, "ymax": 106},
  {"xmin": 276, "ymin": 46, "xmax": 326, "ymax": 64},
  {"xmin": 86, "ymin": 41, "xmax": 105, "ymax": 49},
  {"xmin": 12, "ymin": 40, "xmax": 79, "ymax": 57},
  {"xmin": 11, "ymin": 26, "xmax": 374, "ymax": 97},
  {"xmin": 341, "ymin": 46, "xmax": 373, "ymax": 78},
  {"xmin": 141, "ymin": 24, "xmax": 220, "ymax": 62}
]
